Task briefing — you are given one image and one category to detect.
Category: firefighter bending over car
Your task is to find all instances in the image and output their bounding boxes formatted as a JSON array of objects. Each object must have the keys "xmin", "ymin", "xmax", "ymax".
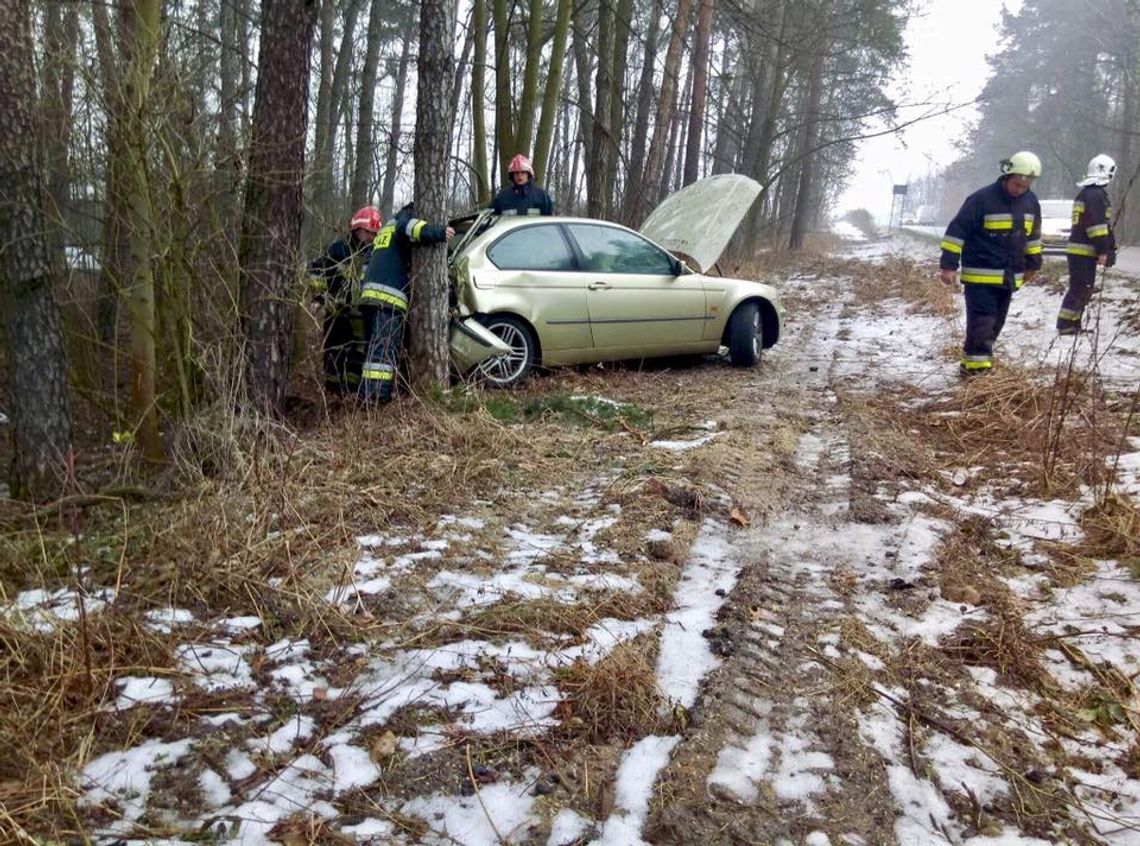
[
  {"xmin": 309, "ymin": 206, "xmax": 380, "ymax": 395},
  {"xmin": 939, "ymin": 151, "xmax": 1043, "ymax": 376},
  {"xmin": 492, "ymin": 154, "xmax": 554, "ymax": 216},
  {"xmin": 358, "ymin": 203, "xmax": 455, "ymax": 405},
  {"xmin": 1057, "ymin": 154, "xmax": 1117, "ymax": 335}
]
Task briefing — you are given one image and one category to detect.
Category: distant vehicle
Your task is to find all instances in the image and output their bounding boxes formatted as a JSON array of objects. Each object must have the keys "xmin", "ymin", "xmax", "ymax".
[
  {"xmin": 907, "ymin": 206, "xmax": 934, "ymax": 226},
  {"xmin": 1038, "ymin": 198, "xmax": 1074, "ymax": 255}
]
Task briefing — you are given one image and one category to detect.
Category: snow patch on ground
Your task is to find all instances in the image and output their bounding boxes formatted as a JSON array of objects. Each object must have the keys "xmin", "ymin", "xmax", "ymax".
[
  {"xmin": 655, "ymin": 520, "xmax": 738, "ymax": 709},
  {"xmin": 591, "ymin": 735, "xmax": 681, "ymax": 845}
]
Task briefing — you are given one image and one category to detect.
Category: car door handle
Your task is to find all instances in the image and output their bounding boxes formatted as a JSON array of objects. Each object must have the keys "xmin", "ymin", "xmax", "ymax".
[{"xmin": 588, "ymin": 281, "xmax": 611, "ymax": 290}]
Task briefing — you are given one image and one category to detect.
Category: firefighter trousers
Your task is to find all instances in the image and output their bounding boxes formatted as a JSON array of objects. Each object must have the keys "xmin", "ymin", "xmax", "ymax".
[
  {"xmin": 360, "ymin": 304, "xmax": 404, "ymax": 404},
  {"xmin": 961, "ymin": 283, "xmax": 1011, "ymax": 372},
  {"xmin": 1057, "ymin": 255, "xmax": 1097, "ymax": 334},
  {"xmin": 322, "ymin": 307, "xmax": 364, "ymax": 394}
]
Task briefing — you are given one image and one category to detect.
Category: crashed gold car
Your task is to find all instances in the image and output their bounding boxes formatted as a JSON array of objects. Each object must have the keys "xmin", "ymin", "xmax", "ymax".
[{"xmin": 446, "ymin": 174, "xmax": 784, "ymax": 387}]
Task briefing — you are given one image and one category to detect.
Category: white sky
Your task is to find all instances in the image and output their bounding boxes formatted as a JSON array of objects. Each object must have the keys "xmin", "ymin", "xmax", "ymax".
[{"xmin": 837, "ymin": 0, "xmax": 1023, "ymax": 222}]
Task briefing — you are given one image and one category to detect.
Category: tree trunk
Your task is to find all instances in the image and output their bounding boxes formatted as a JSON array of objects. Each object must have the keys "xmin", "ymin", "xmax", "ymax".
[
  {"xmin": 533, "ymin": 0, "xmax": 572, "ymax": 184},
  {"xmin": 711, "ymin": 39, "xmax": 744, "ymax": 175},
  {"xmin": 586, "ymin": 0, "xmax": 614, "ymax": 217},
  {"xmin": 238, "ymin": 0, "xmax": 254, "ymax": 137},
  {"xmin": 0, "ymin": 0, "xmax": 72, "ymax": 500},
  {"xmin": 121, "ymin": 0, "xmax": 164, "ymax": 463},
  {"xmin": 407, "ymin": 0, "xmax": 454, "ymax": 390},
  {"xmin": 350, "ymin": 0, "xmax": 386, "ymax": 205},
  {"xmin": 449, "ymin": 8, "xmax": 476, "ymax": 147},
  {"xmin": 628, "ymin": 0, "xmax": 693, "ymax": 226},
  {"xmin": 91, "ymin": 0, "xmax": 129, "ymax": 344},
  {"xmin": 308, "ymin": 0, "xmax": 337, "ymax": 233},
  {"xmin": 788, "ymin": 46, "xmax": 824, "ymax": 251},
  {"xmin": 380, "ymin": 32, "xmax": 413, "ymax": 217},
  {"xmin": 741, "ymin": 0, "xmax": 789, "ymax": 180},
  {"xmin": 512, "ymin": 0, "xmax": 545, "ymax": 157},
  {"xmin": 662, "ymin": 54, "xmax": 694, "ymax": 202},
  {"xmin": 683, "ymin": 0, "xmax": 715, "ymax": 185},
  {"xmin": 492, "ymin": 0, "xmax": 515, "ymax": 181},
  {"xmin": 471, "ymin": 0, "xmax": 491, "ymax": 203},
  {"xmin": 572, "ymin": 9, "xmax": 595, "ymax": 178},
  {"xmin": 314, "ymin": 0, "xmax": 362, "ymax": 220},
  {"xmin": 239, "ymin": 0, "xmax": 317, "ymax": 414},
  {"xmin": 620, "ymin": 0, "xmax": 663, "ymax": 224},
  {"xmin": 42, "ymin": 3, "xmax": 79, "ymax": 231},
  {"xmin": 601, "ymin": 0, "xmax": 633, "ymax": 214}
]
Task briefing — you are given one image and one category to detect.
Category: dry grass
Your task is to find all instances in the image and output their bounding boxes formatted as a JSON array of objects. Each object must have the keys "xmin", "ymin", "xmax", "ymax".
[
  {"xmin": 0, "ymin": 614, "xmax": 180, "ymax": 838},
  {"xmin": 866, "ymin": 367, "xmax": 1119, "ymax": 497},
  {"xmin": 1078, "ymin": 495, "xmax": 1140, "ymax": 572},
  {"xmin": 554, "ymin": 637, "xmax": 671, "ymax": 744},
  {"xmin": 0, "ymin": 365, "xmax": 724, "ymax": 839},
  {"xmin": 846, "ymin": 255, "xmax": 958, "ymax": 318},
  {"xmin": 941, "ymin": 594, "xmax": 1048, "ymax": 689}
]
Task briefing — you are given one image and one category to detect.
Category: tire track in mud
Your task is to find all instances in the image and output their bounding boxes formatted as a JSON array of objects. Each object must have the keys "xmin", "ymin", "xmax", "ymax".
[{"xmin": 646, "ymin": 292, "xmax": 901, "ymax": 845}]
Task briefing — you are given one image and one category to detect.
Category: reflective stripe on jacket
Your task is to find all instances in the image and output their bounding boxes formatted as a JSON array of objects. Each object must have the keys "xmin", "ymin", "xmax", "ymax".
[
  {"xmin": 940, "ymin": 178, "xmax": 1042, "ymax": 289},
  {"xmin": 491, "ymin": 182, "xmax": 554, "ymax": 216},
  {"xmin": 1066, "ymin": 184, "xmax": 1115, "ymax": 264},
  {"xmin": 362, "ymin": 207, "xmax": 449, "ymax": 306}
]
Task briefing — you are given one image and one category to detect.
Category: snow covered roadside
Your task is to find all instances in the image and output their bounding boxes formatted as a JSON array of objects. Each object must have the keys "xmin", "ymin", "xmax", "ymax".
[
  {"xmin": 4, "ymin": 423, "xmax": 751, "ymax": 844},
  {"xmin": 5, "ymin": 235, "xmax": 1138, "ymax": 845},
  {"xmin": 718, "ymin": 240, "xmax": 1140, "ymax": 844}
]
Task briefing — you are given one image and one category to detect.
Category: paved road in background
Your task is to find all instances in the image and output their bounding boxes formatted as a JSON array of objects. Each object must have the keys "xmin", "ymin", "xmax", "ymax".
[{"xmin": 900, "ymin": 224, "xmax": 1140, "ymax": 276}]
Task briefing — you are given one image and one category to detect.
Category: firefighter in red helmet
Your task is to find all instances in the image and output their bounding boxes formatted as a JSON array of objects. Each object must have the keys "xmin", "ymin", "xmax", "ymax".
[
  {"xmin": 308, "ymin": 206, "xmax": 381, "ymax": 395},
  {"xmin": 491, "ymin": 153, "xmax": 554, "ymax": 216}
]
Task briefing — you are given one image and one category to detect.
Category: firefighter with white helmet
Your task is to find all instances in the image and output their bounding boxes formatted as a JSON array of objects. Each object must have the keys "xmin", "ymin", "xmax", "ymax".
[
  {"xmin": 939, "ymin": 151, "xmax": 1044, "ymax": 376},
  {"xmin": 1056, "ymin": 154, "xmax": 1117, "ymax": 335},
  {"xmin": 491, "ymin": 153, "xmax": 554, "ymax": 216},
  {"xmin": 309, "ymin": 206, "xmax": 381, "ymax": 395}
]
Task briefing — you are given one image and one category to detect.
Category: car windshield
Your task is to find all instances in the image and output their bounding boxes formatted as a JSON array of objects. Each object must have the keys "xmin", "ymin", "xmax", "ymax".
[{"xmin": 1040, "ymin": 200, "xmax": 1072, "ymax": 218}]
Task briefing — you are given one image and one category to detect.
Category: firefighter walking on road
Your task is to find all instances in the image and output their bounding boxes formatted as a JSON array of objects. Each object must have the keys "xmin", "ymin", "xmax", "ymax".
[
  {"xmin": 359, "ymin": 203, "xmax": 454, "ymax": 405},
  {"xmin": 940, "ymin": 151, "xmax": 1044, "ymax": 376},
  {"xmin": 1057, "ymin": 154, "xmax": 1117, "ymax": 335},
  {"xmin": 309, "ymin": 206, "xmax": 381, "ymax": 395}
]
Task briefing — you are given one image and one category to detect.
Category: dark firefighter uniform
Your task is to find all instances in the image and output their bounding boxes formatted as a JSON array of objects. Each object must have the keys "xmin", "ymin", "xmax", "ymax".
[
  {"xmin": 359, "ymin": 205, "xmax": 449, "ymax": 404},
  {"xmin": 309, "ymin": 238, "xmax": 370, "ymax": 394},
  {"xmin": 940, "ymin": 179, "xmax": 1042, "ymax": 373},
  {"xmin": 491, "ymin": 182, "xmax": 554, "ymax": 216},
  {"xmin": 1057, "ymin": 185, "xmax": 1115, "ymax": 334}
]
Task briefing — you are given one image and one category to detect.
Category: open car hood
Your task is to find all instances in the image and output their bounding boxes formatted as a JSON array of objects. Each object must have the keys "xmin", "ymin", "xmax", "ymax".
[{"xmin": 638, "ymin": 174, "xmax": 761, "ymax": 273}]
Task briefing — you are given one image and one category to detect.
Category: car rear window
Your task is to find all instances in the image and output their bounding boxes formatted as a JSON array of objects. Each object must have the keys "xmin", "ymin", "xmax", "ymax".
[{"xmin": 486, "ymin": 225, "xmax": 576, "ymax": 271}]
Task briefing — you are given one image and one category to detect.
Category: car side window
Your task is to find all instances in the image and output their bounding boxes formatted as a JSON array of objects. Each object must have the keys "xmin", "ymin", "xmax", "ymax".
[
  {"xmin": 567, "ymin": 224, "xmax": 676, "ymax": 275},
  {"xmin": 486, "ymin": 225, "xmax": 576, "ymax": 271}
]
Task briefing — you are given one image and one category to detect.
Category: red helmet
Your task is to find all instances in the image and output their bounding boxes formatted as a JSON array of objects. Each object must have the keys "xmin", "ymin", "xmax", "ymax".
[
  {"xmin": 349, "ymin": 205, "xmax": 382, "ymax": 234},
  {"xmin": 508, "ymin": 154, "xmax": 534, "ymax": 176}
]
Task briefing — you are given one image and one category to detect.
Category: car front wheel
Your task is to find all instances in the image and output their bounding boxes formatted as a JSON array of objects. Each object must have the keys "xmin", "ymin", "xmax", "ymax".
[
  {"xmin": 475, "ymin": 315, "xmax": 537, "ymax": 387},
  {"xmin": 726, "ymin": 302, "xmax": 762, "ymax": 367}
]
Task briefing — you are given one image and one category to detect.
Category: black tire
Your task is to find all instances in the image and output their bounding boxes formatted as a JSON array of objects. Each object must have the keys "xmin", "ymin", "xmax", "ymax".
[
  {"xmin": 726, "ymin": 302, "xmax": 762, "ymax": 367},
  {"xmin": 475, "ymin": 315, "xmax": 538, "ymax": 387}
]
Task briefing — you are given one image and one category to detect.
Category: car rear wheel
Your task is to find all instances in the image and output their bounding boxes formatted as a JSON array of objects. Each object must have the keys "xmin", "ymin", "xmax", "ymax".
[
  {"xmin": 727, "ymin": 302, "xmax": 762, "ymax": 367},
  {"xmin": 475, "ymin": 315, "xmax": 537, "ymax": 387}
]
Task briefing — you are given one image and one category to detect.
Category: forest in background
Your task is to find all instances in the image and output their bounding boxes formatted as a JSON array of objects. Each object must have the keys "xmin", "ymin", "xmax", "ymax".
[
  {"xmin": 932, "ymin": 0, "xmax": 1140, "ymax": 234},
  {"xmin": 1, "ymin": 0, "xmax": 910, "ymax": 501}
]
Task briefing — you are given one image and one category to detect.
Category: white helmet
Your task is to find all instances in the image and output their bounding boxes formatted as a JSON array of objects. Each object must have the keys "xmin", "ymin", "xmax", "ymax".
[
  {"xmin": 1077, "ymin": 153, "xmax": 1116, "ymax": 187},
  {"xmin": 1000, "ymin": 151, "xmax": 1041, "ymax": 178}
]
